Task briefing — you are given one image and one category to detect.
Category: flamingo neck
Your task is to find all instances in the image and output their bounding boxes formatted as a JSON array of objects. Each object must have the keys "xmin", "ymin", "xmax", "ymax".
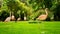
[{"xmin": 45, "ymin": 8, "xmax": 48, "ymax": 15}]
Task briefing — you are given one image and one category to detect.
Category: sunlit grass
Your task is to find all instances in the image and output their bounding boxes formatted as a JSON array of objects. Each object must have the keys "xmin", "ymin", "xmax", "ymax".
[{"xmin": 0, "ymin": 21, "xmax": 60, "ymax": 34}]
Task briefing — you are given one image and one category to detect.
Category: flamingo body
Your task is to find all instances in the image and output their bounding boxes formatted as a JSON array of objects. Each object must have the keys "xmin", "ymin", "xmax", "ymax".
[
  {"xmin": 17, "ymin": 18, "xmax": 21, "ymax": 21},
  {"xmin": 37, "ymin": 15, "xmax": 47, "ymax": 20},
  {"xmin": 37, "ymin": 8, "xmax": 48, "ymax": 21},
  {"xmin": 11, "ymin": 15, "xmax": 16, "ymax": 21},
  {"xmin": 4, "ymin": 15, "xmax": 15, "ymax": 22},
  {"xmin": 24, "ymin": 17, "xmax": 26, "ymax": 20},
  {"xmin": 4, "ymin": 17, "xmax": 11, "ymax": 22}
]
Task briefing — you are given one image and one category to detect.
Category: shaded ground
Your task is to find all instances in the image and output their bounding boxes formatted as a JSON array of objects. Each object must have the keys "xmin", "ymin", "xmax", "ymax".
[{"xmin": 0, "ymin": 21, "xmax": 60, "ymax": 34}]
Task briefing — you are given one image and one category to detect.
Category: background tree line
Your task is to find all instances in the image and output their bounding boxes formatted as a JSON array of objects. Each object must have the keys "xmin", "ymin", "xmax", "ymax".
[{"xmin": 0, "ymin": 0, "xmax": 60, "ymax": 21}]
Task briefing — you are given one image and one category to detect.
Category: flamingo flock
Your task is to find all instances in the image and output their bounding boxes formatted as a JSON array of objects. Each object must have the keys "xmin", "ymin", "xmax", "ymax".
[{"xmin": 4, "ymin": 8, "xmax": 48, "ymax": 22}]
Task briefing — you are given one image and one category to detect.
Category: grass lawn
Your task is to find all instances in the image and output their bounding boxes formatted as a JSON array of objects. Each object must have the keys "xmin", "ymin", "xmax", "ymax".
[{"xmin": 0, "ymin": 21, "xmax": 60, "ymax": 34}]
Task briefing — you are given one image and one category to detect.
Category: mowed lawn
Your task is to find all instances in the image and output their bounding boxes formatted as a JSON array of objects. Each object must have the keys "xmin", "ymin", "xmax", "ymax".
[{"xmin": 0, "ymin": 21, "xmax": 60, "ymax": 34}]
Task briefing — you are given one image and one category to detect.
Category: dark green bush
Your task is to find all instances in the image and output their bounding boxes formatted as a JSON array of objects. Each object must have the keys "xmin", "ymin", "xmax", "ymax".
[{"xmin": 0, "ymin": 10, "xmax": 9, "ymax": 21}]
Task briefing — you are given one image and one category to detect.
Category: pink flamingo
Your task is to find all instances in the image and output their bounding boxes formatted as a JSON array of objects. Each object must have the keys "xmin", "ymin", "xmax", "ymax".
[
  {"xmin": 4, "ymin": 12, "xmax": 15, "ymax": 22},
  {"xmin": 37, "ymin": 8, "xmax": 48, "ymax": 21},
  {"xmin": 17, "ymin": 17, "xmax": 21, "ymax": 21}
]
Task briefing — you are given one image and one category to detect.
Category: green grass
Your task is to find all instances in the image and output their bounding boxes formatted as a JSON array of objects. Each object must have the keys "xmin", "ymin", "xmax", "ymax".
[{"xmin": 0, "ymin": 21, "xmax": 60, "ymax": 34}]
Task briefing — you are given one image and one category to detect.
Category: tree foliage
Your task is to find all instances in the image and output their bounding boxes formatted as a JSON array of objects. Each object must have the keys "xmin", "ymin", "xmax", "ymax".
[{"xmin": 0, "ymin": 0, "xmax": 60, "ymax": 21}]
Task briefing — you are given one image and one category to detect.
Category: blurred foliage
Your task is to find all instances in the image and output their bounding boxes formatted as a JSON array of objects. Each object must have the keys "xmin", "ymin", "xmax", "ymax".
[{"xmin": 0, "ymin": 0, "xmax": 60, "ymax": 21}]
